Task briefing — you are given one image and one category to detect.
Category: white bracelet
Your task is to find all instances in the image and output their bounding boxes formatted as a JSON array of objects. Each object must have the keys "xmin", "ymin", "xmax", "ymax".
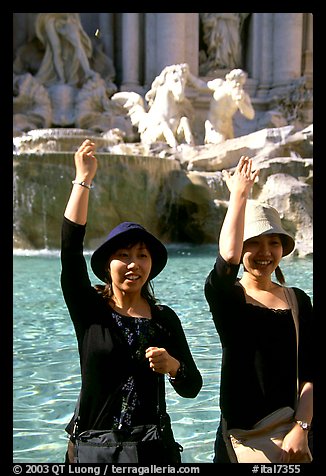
[{"xmin": 72, "ymin": 180, "xmax": 94, "ymax": 190}]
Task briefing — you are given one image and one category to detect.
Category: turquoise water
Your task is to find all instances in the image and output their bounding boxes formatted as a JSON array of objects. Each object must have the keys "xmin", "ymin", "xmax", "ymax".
[{"xmin": 13, "ymin": 246, "xmax": 313, "ymax": 463}]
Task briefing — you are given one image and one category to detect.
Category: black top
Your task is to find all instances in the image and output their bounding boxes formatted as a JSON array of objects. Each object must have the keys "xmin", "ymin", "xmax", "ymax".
[
  {"xmin": 204, "ymin": 252, "xmax": 313, "ymax": 430},
  {"xmin": 61, "ymin": 217, "xmax": 202, "ymax": 434}
]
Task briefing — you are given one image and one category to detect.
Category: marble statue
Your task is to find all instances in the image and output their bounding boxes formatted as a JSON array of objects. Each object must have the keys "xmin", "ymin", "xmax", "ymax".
[
  {"xmin": 200, "ymin": 13, "xmax": 249, "ymax": 74},
  {"xmin": 12, "ymin": 13, "xmax": 124, "ymax": 131},
  {"xmin": 35, "ymin": 13, "xmax": 94, "ymax": 87},
  {"xmin": 111, "ymin": 63, "xmax": 208, "ymax": 148},
  {"xmin": 204, "ymin": 68, "xmax": 255, "ymax": 144},
  {"xmin": 13, "ymin": 72, "xmax": 52, "ymax": 134},
  {"xmin": 13, "ymin": 37, "xmax": 45, "ymax": 77},
  {"xmin": 75, "ymin": 75, "xmax": 135, "ymax": 138}
]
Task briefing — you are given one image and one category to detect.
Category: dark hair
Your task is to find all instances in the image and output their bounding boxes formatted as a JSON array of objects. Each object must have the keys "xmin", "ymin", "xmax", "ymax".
[
  {"xmin": 275, "ymin": 265, "xmax": 286, "ymax": 285},
  {"xmin": 94, "ymin": 238, "xmax": 158, "ymax": 305}
]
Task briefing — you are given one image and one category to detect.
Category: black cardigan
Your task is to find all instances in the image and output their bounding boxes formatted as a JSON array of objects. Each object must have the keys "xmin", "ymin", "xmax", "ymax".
[
  {"xmin": 61, "ymin": 217, "xmax": 202, "ymax": 434},
  {"xmin": 204, "ymin": 252, "xmax": 313, "ymax": 430}
]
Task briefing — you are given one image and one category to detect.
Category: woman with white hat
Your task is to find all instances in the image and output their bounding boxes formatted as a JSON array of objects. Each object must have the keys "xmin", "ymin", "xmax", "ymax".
[
  {"xmin": 61, "ymin": 139, "xmax": 202, "ymax": 463},
  {"xmin": 205, "ymin": 156, "xmax": 313, "ymax": 463}
]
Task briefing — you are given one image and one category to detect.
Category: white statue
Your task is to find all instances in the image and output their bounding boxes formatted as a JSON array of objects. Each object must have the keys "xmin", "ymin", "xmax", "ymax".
[
  {"xmin": 200, "ymin": 13, "xmax": 249, "ymax": 74},
  {"xmin": 204, "ymin": 69, "xmax": 255, "ymax": 144},
  {"xmin": 75, "ymin": 75, "xmax": 134, "ymax": 138},
  {"xmin": 111, "ymin": 63, "xmax": 208, "ymax": 148},
  {"xmin": 13, "ymin": 72, "xmax": 52, "ymax": 134},
  {"xmin": 35, "ymin": 13, "xmax": 94, "ymax": 86}
]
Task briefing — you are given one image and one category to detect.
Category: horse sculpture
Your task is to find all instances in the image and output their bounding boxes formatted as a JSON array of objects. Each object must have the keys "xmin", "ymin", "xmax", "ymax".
[{"xmin": 111, "ymin": 63, "xmax": 207, "ymax": 148}]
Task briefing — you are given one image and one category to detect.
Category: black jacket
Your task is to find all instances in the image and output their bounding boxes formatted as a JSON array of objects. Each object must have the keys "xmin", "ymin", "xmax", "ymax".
[
  {"xmin": 61, "ymin": 217, "xmax": 202, "ymax": 434},
  {"xmin": 204, "ymin": 252, "xmax": 313, "ymax": 429}
]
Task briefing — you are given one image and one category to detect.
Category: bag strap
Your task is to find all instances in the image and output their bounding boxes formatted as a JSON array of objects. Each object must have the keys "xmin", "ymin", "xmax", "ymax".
[
  {"xmin": 284, "ymin": 287, "xmax": 299, "ymax": 353},
  {"xmin": 283, "ymin": 287, "xmax": 300, "ymax": 402},
  {"xmin": 73, "ymin": 373, "xmax": 164, "ymax": 438},
  {"xmin": 72, "ymin": 380, "xmax": 125, "ymax": 437}
]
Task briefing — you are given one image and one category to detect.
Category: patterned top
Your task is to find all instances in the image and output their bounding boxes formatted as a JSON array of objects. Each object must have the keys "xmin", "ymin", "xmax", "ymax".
[{"xmin": 111, "ymin": 312, "xmax": 157, "ymax": 429}]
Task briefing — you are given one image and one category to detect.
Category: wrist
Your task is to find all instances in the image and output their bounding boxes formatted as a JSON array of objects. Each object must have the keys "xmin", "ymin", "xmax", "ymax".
[
  {"xmin": 168, "ymin": 361, "xmax": 186, "ymax": 382},
  {"xmin": 295, "ymin": 420, "xmax": 312, "ymax": 431},
  {"xmin": 72, "ymin": 179, "xmax": 94, "ymax": 190},
  {"xmin": 229, "ymin": 190, "xmax": 250, "ymax": 203},
  {"xmin": 168, "ymin": 361, "xmax": 180, "ymax": 379},
  {"xmin": 74, "ymin": 174, "xmax": 94, "ymax": 184}
]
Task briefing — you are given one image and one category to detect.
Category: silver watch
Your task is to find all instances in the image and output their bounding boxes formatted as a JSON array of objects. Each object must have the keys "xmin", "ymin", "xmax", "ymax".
[{"xmin": 295, "ymin": 420, "xmax": 311, "ymax": 431}]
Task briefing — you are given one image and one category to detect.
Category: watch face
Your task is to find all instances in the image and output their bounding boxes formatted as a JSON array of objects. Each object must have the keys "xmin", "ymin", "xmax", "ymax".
[{"xmin": 298, "ymin": 421, "xmax": 310, "ymax": 430}]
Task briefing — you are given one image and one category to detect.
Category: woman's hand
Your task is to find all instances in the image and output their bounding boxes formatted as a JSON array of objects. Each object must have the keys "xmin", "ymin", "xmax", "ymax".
[
  {"xmin": 145, "ymin": 346, "xmax": 180, "ymax": 376},
  {"xmin": 222, "ymin": 156, "xmax": 259, "ymax": 196},
  {"xmin": 64, "ymin": 139, "xmax": 97, "ymax": 224},
  {"xmin": 219, "ymin": 156, "xmax": 259, "ymax": 264},
  {"xmin": 74, "ymin": 139, "xmax": 97, "ymax": 185},
  {"xmin": 280, "ymin": 424, "xmax": 311, "ymax": 462}
]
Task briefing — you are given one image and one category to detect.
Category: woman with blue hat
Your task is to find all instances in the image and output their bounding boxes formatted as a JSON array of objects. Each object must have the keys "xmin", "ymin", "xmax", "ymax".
[
  {"xmin": 61, "ymin": 139, "xmax": 202, "ymax": 463},
  {"xmin": 205, "ymin": 156, "xmax": 313, "ymax": 463}
]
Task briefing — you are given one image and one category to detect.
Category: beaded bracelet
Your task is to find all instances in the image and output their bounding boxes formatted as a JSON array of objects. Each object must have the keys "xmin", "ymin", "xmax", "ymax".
[{"xmin": 72, "ymin": 180, "xmax": 94, "ymax": 189}]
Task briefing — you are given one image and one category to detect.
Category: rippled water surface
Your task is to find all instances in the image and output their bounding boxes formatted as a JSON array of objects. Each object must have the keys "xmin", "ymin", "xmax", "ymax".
[{"xmin": 13, "ymin": 246, "xmax": 313, "ymax": 463}]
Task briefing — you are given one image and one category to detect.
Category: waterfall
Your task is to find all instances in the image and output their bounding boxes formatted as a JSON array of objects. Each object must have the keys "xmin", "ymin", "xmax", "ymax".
[
  {"xmin": 13, "ymin": 129, "xmax": 231, "ymax": 250},
  {"xmin": 13, "ymin": 130, "xmax": 182, "ymax": 249}
]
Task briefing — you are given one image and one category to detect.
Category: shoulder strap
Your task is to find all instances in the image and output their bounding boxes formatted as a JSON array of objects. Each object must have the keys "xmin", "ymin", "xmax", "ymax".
[
  {"xmin": 284, "ymin": 287, "xmax": 300, "ymax": 403},
  {"xmin": 284, "ymin": 287, "xmax": 299, "ymax": 348},
  {"xmin": 72, "ymin": 380, "xmax": 125, "ymax": 437}
]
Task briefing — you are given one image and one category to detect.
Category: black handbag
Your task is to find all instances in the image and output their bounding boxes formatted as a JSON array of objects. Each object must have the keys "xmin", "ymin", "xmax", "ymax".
[
  {"xmin": 73, "ymin": 414, "xmax": 182, "ymax": 463},
  {"xmin": 72, "ymin": 377, "xmax": 183, "ymax": 464}
]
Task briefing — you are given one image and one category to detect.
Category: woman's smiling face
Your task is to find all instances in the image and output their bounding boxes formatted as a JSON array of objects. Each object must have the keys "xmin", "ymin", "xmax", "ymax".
[
  {"xmin": 108, "ymin": 242, "xmax": 152, "ymax": 293},
  {"xmin": 242, "ymin": 234, "xmax": 283, "ymax": 278}
]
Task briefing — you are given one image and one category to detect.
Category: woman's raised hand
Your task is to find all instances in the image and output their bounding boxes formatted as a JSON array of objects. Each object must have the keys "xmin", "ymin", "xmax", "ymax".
[
  {"xmin": 222, "ymin": 156, "xmax": 259, "ymax": 197},
  {"xmin": 74, "ymin": 139, "xmax": 98, "ymax": 184},
  {"xmin": 64, "ymin": 139, "xmax": 98, "ymax": 224}
]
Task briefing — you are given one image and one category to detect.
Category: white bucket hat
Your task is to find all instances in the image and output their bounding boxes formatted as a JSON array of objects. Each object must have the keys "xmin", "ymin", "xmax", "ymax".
[{"xmin": 243, "ymin": 200, "xmax": 295, "ymax": 257}]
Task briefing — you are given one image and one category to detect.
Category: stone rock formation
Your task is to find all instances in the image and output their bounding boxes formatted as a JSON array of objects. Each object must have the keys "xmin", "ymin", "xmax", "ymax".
[{"xmin": 13, "ymin": 124, "xmax": 313, "ymax": 257}]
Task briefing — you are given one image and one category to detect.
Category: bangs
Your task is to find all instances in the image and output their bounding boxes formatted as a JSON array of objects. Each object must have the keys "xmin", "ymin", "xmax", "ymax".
[{"xmin": 112, "ymin": 238, "xmax": 150, "ymax": 253}]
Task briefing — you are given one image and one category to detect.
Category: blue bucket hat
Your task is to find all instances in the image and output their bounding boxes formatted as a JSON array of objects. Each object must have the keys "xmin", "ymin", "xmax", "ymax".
[{"xmin": 91, "ymin": 222, "xmax": 168, "ymax": 283}]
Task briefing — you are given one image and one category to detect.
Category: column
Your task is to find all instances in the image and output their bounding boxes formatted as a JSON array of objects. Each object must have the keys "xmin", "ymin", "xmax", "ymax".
[
  {"xmin": 184, "ymin": 14, "xmax": 199, "ymax": 75},
  {"xmin": 155, "ymin": 13, "xmax": 186, "ymax": 74},
  {"xmin": 120, "ymin": 13, "xmax": 142, "ymax": 92},
  {"xmin": 144, "ymin": 13, "xmax": 157, "ymax": 90},
  {"xmin": 302, "ymin": 13, "xmax": 313, "ymax": 81},
  {"xmin": 99, "ymin": 13, "xmax": 114, "ymax": 60},
  {"xmin": 249, "ymin": 13, "xmax": 261, "ymax": 82},
  {"xmin": 273, "ymin": 13, "xmax": 303, "ymax": 85},
  {"xmin": 256, "ymin": 13, "xmax": 274, "ymax": 97}
]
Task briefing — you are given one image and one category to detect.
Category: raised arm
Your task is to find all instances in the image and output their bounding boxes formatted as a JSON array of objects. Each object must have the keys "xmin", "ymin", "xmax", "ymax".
[
  {"xmin": 61, "ymin": 140, "xmax": 99, "ymax": 327},
  {"xmin": 236, "ymin": 90, "xmax": 255, "ymax": 120},
  {"xmin": 64, "ymin": 139, "xmax": 97, "ymax": 225},
  {"xmin": 219, "ymin": 156, "xmax": 259, "ymax": 264}
]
